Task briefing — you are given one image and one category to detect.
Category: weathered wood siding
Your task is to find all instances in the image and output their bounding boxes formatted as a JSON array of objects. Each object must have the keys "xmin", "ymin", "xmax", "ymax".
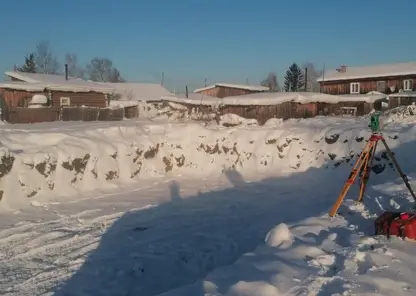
[
  {"xmin": 195, "ymin": 86, "xmax": 265, "ymax": 98},
  {"xmin": 6, "ymin": 107, "xmax": 124, "ymax": 124},
  {"xmin": 219, "ymin": 102, "xmax": 295, "ymax": 124},
  {"xmin": 388, "ymin": 96, "xmax": 416, "ymax": 109},
  {"xmin": 61, "ymin": 107, "xmax": 124, "ymax": 121},
  {"xmin": 320, "ymin": 75, "xmax": 416, "ymax": 95},
  {"xmin": 0, "ymin": 88, "xmax": 45, "ymax": 107},
  {"xmin": 51, "ymin": 91, "xmax": 107, "ymax": 108},
  {"xmin": 8, "ymin": 107, "xmax": 60, "ymax": 124},
  {"xmin": 317, "ymin": 102, "xmax": 374, "ymax": 116}
]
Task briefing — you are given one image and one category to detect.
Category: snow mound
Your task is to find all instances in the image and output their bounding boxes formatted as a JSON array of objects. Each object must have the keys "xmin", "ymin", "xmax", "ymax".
[
  {"xmin": 227, "ymin": 281, "xmax": 281, "ymax": 296},
  {"xmin": 220, "ymin": 113, "xmax": 258, "ymax": 126},
  {"xmin": 384, "ymin": 105, "xmax": 416, "ymax": 124},
  {"xmin": 263, "ymin": 118, "xmax": 284, "ymax": 127},
  {"xmin": 265, "ymin": 223, "xmax": 292, "ymax": 248},
  {"xmin": 0, "ymin": 115, "xmax": 414, "ymax": 210}
]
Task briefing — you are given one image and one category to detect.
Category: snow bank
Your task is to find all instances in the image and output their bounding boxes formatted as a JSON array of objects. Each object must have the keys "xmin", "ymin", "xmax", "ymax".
[
  {"xmin": 109, "ymin": 100, "xmax": 139, "ymax": 109},
  {"xmin": 162, "ymin": 197, "xmax": 416, "ymax": 296},
  {"xmin": 0, "ymin": 115, "xmax": 413, "ymax": 211},
  {"xmin": 161, "ymin": 92, "xmax": 387, "ymax": 107},
  {"xmin": 161, "ymin": 93, "xmax": 221, "ymax": 106}
]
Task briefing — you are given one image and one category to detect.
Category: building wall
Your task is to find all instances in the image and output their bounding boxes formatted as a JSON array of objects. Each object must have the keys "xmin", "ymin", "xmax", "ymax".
[
  {"xmin": 0, "ymin": 88, "xmax": 108, "ymax": 108},
  {"xmin": 195, "ymin": 86, "xmax": 264, "ymax": 98},
  {"xmin": 0, "ymin": 88, "xmax": 44, "ymax": 107},
  {"xmin": 50, "ymin": 91, "xmax": 107, "ymax": 108},
  {"xmin": 320, "ymin": 74, "xmax": 416, "ymax": 95}
]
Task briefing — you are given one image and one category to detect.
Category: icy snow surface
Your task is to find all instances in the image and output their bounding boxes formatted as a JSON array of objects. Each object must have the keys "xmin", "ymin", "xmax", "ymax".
[{"xmin": 0, "ymin": 110, "xmax": 416, "ymax": 295}]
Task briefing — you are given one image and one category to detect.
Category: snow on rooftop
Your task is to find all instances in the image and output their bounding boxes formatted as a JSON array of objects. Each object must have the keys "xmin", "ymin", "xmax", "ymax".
[
  {"xmin": 161, "ymin": 93, "xmax": 221, "ymax": 105},
  {"xmin": 5, "ymin": 70, "xmax": 83, "ymax": 83},
  {"xmin": 0, "ymin": 80, "xmax": 115, "ymax": 94},
  {"xmin": 161, "ymin": 92, "xmax": 386, "ymax": 106},
  {"xmin": 388, "ymin": 91, "xmax": 416, "ymax": 98},
  {"xmin": 97, "ymin": 82, "xmax": 171, "ymax": 101},
  {"xmin": 194, "ymin": 83, "xmax": 269, "ymax": 93},
  {"xmin": 317, "ymin": 61, "xmax": 416, "ymax": 82}
]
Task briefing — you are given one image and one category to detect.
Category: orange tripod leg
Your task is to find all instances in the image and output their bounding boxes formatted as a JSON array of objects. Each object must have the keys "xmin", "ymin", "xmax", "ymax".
[
  {"xmin": 358, "ymin": 141, "xmax": 377, "ymax": 202},
  {"xmin": 329, "ymin": 140, "xmax": 375, "ymax": 217}
]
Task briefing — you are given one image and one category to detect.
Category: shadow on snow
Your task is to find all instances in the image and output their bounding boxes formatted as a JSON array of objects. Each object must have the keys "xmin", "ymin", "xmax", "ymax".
[{"xmin": 53, "ymin": 137, "xmax": 416, "ymax": 296}]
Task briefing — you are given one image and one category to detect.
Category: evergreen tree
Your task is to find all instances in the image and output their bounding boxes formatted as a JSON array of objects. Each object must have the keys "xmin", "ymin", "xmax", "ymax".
[
  {"xmin": 17, "ymin": 53, "xmax": 37, "ymax": 73},
  {"xmin": 284, "ymin": 63, "xmax": 304, "ymax": 92}
]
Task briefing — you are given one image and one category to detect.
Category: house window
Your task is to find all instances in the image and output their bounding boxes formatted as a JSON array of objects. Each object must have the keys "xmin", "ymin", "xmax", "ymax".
[
  {"xmin": 376, "ymin": 81, "xmax": 386, "ymax": 92},
  {"xmin": 350, "ymin": 82, "xmax": 360, "ymax": 94},
  {"xmin": 404, "ymin": 80, "xmax": 413, "ymax": 91}
]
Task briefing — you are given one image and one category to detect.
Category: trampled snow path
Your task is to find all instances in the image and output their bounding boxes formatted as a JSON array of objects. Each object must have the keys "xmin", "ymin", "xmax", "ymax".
[{"xmin": 0, "ymin": 169, "xmax": 336, "ymax": 296}]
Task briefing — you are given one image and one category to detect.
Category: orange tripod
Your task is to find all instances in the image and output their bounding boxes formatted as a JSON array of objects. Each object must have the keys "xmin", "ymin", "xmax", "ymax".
[{"xmin": 329, "ymin": 133, "xmax": 416, "ymax": 217}]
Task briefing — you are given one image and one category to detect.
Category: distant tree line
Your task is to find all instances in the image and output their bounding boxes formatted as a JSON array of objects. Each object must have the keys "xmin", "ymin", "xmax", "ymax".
[
  {"xmin": 15, "ymin": 40, "xmax": 125, "ymax": 83},
  {"xmin": 261, "ymin": 62, "xmax": 323, "ymax": 93}
]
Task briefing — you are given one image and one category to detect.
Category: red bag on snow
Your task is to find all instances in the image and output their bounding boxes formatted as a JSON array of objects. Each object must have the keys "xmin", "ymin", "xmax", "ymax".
[{"xmin": 375, "ymin": 211, "xmax": 416, "ymax": 240}]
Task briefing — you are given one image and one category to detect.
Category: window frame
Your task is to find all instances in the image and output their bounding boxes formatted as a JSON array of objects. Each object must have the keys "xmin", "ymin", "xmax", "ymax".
[
  {"xmin": 376, "ymin": 81, "xmax": 386, "ymax": 92},
  {"xmin": 350, "ymin": 82, "xmax": 360, "ymax": 94},
  {"xmin": 403, "ymin": 79, "xmax": 413, "ymax": 91}
]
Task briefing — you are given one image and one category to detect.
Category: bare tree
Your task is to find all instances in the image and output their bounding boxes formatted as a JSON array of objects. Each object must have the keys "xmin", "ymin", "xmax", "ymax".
[
  {"xmin": 302, "ymin": 62, "xmax": 322, "ymax": 92},
  {"xmin": 87, "ymin": 58, "xmax": 124, "ymax": 82},
  {"xmin": 65, "ymin": 53, "xmax": 85, "ymax": 79},
  {"xmin": 261, "ymin": 72, "xmax": 280, "ymax": 92},
  {"xmin": 35, "ymin": 41, "xmax": 60, "ymax": 74}
]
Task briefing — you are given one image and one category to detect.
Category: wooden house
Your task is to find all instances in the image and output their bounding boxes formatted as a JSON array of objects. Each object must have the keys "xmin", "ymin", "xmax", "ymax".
[
  {"xmin": 0, "ymin": 81, "xmax": 114, "ymax": 108},
  {"xmin": 318, "ymin": 62, "xmax": 416, "ymax": 95},
  {"xmin": 193, "ymin": 83, "xmax": 269, "ymax": 98}
]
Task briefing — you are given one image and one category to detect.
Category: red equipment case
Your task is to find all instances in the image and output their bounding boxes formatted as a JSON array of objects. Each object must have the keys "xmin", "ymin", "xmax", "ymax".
[{"xmin": 375, "ymin": 211, "xmax": 416, "ymax": 240}]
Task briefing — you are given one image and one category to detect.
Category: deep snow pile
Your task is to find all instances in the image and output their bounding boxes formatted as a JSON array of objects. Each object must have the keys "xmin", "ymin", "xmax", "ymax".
[
  {"xmin": 0, "ymin": 115, "xmax": 411, "ymax": 211},
  {"xmin": 1, "ymin": 111, "xmax": 416, "ymax": 296}
]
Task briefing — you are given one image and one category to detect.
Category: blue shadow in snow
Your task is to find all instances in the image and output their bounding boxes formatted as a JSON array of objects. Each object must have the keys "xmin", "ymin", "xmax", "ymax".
[{"xmin": 53, "ymin": 137, "xmax": 416, "ymax": 296}]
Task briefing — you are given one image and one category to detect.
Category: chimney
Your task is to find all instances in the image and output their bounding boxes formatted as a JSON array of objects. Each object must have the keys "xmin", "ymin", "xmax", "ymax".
[
  {"xmin": 64, "ymin": 64, "xmax": 68, "ymax": 80},
  {"xmin": 339, "ymin": 64, "xmax": 347, "ymax": 73}
]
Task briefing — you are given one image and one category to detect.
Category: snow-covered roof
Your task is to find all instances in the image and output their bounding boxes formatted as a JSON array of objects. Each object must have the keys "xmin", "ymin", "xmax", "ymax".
[
  {"xmin": 317, "ymin": 62, "xmax": 416, "ymax": 82},
  {"xmin": 388, "ymin": 91, "xmax": 416, "ymax": 98},
  {"xmin": 0, "ymin": 81, "xmax": 115, "ymax": 94},
  {"xmin": 5, "ymin": 71, "xmax": 82, "ymax": 83},
  {"xmin": 161, "ymin": 93, "xmax": 221, "ymax": 105},
  {"xmin": 97, "ymin": 82, "xmax": 171, "ymax": 101},
  {"xmin": 222, "ymin": 92, "xmax": 386, "ymax": 105},
  {"xmin": 161, "ymin": 92, "xmax": 386, "ymax": 106},
  {"xmin": 193, "ymin": 83, "xmax": 269, "ymax": 93}
]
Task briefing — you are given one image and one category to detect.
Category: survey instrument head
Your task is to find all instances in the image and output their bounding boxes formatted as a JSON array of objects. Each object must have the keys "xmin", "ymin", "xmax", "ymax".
[{"xmin": 369, "ymin": 112, "xmax": 383, "ymax": 133}]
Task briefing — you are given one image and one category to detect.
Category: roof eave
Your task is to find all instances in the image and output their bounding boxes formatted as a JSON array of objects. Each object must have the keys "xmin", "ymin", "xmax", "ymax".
[{"xmin": 317, "ymin": 72, "xmax": 416, "ymax": 83}]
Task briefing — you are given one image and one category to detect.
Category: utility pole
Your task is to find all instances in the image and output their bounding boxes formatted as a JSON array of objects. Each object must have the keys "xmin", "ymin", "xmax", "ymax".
[
  {"xmin": 304, "ymin": 67, "xmax": 308, "ymax": 92},
  {"xmin": 245, "ymin": 77, "xmax": 249, "ymax": 85},
  {"xmin": 161, "ymin": 72, "xmax": 164, "ymax": 86},
  {"xmin": 204, "ymin": 78, "xmax": 207, "ymax": 87}
]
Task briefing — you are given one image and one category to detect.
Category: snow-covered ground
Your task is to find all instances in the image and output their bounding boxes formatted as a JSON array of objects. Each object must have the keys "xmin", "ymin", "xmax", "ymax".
[{"xmin": 1, "ymin": 107, "xmax": 416, "ymax": 295}]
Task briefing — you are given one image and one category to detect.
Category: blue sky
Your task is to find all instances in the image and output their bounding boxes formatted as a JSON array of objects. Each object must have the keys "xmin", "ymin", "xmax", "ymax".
[{"xmin": 1, "ymin": 0, "xmax": 415, "ymax": 91}]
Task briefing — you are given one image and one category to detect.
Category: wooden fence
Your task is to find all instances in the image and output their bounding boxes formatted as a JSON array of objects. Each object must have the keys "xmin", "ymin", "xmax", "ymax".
[
  {"xmin": 157, "ymin": 100, "xmax": 378, "ymax": 125},
  {"xmin": 6, "ymin": 107, "xmax": 129, "ymax": 124},
  {"xmin": 8, "ymin": 107, "xmax": 60, "ymax": 124},
  {"xmin": 61, "ymin": 107, "xmax": 124, "ymax": 121},
  {"xmin": 388, "ymin": 96, "xmax": 416, "ymax": 109}
]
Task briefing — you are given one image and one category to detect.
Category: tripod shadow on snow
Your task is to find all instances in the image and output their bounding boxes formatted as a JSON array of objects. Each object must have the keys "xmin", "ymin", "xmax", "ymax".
[
  {"xmin": 223, "ymin": 167, "xmax": 246, "ymax": 187},
  {"xmin": 169, "ymin": 180, "xmax": 182, "ymax": 202},
  {"xmin": 53, "ymin": 139, "xmax": 416, "ymax": 296}
]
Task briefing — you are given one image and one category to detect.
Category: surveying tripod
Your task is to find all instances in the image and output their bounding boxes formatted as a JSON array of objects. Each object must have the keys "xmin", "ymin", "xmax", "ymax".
[{"xmin": 329, "ymin": 113, "xmax": 416, "ymax": 217}]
